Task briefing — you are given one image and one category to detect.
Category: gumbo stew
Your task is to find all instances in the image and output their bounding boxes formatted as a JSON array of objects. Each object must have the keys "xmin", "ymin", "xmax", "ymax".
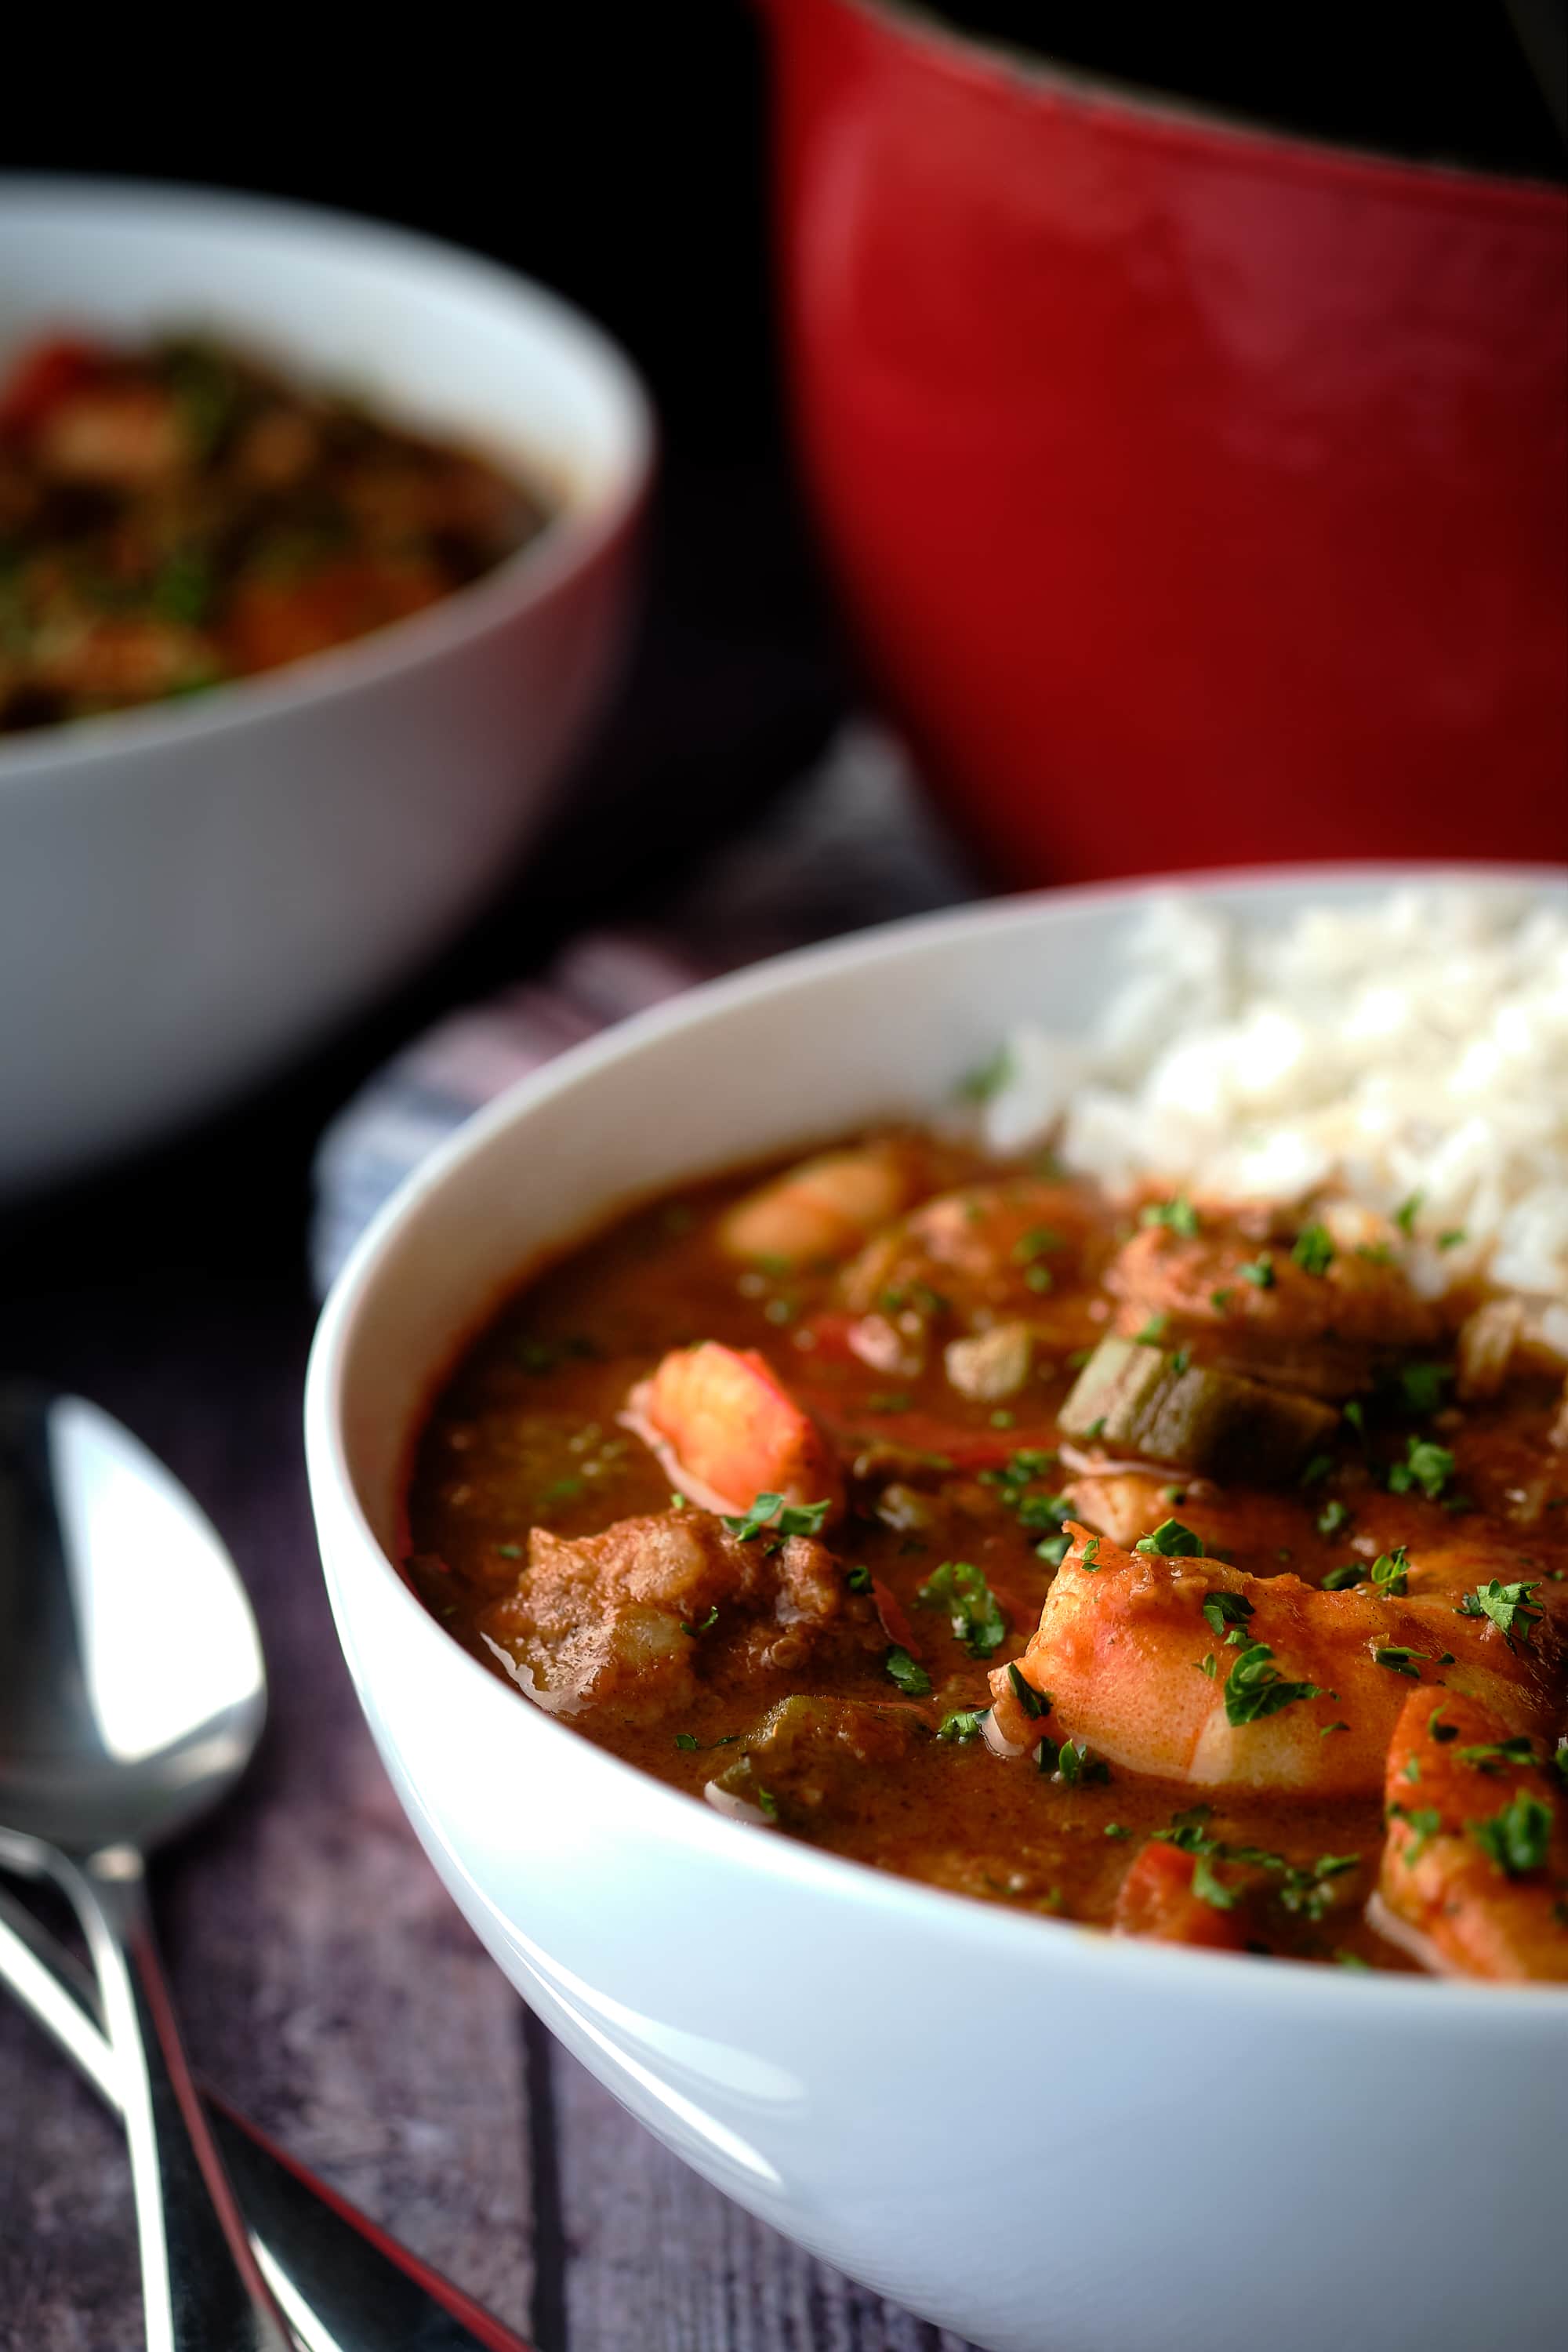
[
  {"xmin": 408, "ymin": 1133, "xmax": 1568, "ymax": 1980},
  {"xmin": 0, "ymin": 332, "xmax": 548, "ymax": 733}
]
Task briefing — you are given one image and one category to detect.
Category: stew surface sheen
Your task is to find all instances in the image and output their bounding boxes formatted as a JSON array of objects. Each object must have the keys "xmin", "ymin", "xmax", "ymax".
[{"xmin": 408, "ymin": 1134, "xmax": 1568, "ymax": 1979}]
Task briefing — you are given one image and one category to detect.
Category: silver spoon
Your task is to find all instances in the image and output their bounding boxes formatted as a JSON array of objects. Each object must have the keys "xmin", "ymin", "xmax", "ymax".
[{"xmin": 0, "ymin": 1383, "xmax": 291, "ymax": 2351}]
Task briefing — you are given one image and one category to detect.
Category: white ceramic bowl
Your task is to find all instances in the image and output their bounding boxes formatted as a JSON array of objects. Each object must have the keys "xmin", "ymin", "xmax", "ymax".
[
  {"xmin": 306, "ymin": 869, "xmax": 1568, "ymax": 2352},
  {"xmin": 0, "ymin": 177, "xmax": 651, "ymax": 1194}
]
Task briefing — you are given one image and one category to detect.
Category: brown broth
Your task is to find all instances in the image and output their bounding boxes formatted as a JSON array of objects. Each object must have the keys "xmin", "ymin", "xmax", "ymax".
[{"xmin": 407, "ymin": 1142, "xmax": 1568, "ymax": 1973}]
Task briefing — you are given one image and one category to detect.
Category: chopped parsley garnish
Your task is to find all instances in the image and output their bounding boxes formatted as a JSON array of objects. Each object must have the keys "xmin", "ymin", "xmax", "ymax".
[
  {"xmin": 674, "ymin": 1733, "xmax": 699, "ymax": 1751},
  {"xmin": 681, "ymin": 1605, "xmax": 720, "ymax": 1637},
  {"xmin": 1389, "ymin": 1803, "xmax": 1443, "ymax": 1863},
  {"xmin": 1428, "ymin": 1710, "xmax": 1458, "ymax": 1743},
  {"xmin": 916, "ymin": 1559, "xmax": 1008, "ymax": 1657},
  {"xmin": 1203, "ymin": 1590, "xmax": 1255, "ymax": 1638},
  {"xmin": 1012, "ymin": 1225, "xmax": 1063, "ymax": 1265},
  {"xmin": 960, "ymin": 1044, "xmax": 1014, "ymax": 1102},
  {"xmin": 1394, "ymin": 1192, "xmax": 1422, "ymax": 1236},
  {"xmin": 1133, "ymin": 1312, "xmax": 1170, "ymax": 1346},
  {"xmin": 1300, "ymin": 1454, "xmax": 1334, "ymax": 1488},
  {"xmin": 1456, "ymin": 1735, "xmax": 1539, "ymax": 1775},
  {"xmin": 1141, "ymin": 1196, "xmax": 1200, "ymax": 1237},
  {"xmin": 1135, "ymin": 1518, "xmax": 1206, "ymax": 1559},
  {"xmin": 1238, "ymin": 1256, "xmax": 1276, "ymax": 1289},
  {"xmin": 1276, "ymin": 1854, "xmax": 1360, "ymax": 1919},
  {"xmin": 1316, "ymin": 1500, "xmax": 1352, "ymax": 1540},
  {"xmin": 1154, "ymin": 1809, "xmax": 1358, "ymax": 1919},
  {"xmin": 1104, "ymin": 1822, "xmax": 1133, "ymax": 1839},
  {"xmin": 753, "ymin": 1784, "xmax": 780, "ymax": 1822},
  {"xmin": 936, "ymin": 1708, "xmax": 988, "ymax": 1743},
  {"xmin": 722, "ymin": 1492, "xmax": 833, "ymax": 1542},
  {"xmin": 1223, "ymin": 1642, "xmax": 1328, "ymax": 1725},
  {"xmin": 1370, "ymin": 1545, "xmax": 1410, "ymax": 1597},
  {"xmin": 1290, "ymin": 1224, "xmax": 1335, "ymax": 1276},
  {"xmin": 1437, "ymin": 1228, "xmax": 1468, "ymax": 1251},
  {"xmin": 1054, "ymin": 1738, "xmax": 1109, "ymax": 1788},
  {"xmin": 1210, "ymin": 1287, "xmax": 1234, "ymax": 1312},
  {"xmin": 845, "ymin": 1564, "xmax": 873, "ymax": 1592},
  {"xmin": 1469, "ymin": 1791, "xmax": 1553, "ymax": 1878},
  {"xmin": 1387, "ymin": 1436, "xmax": 1455, "ymax": 1501},
  {"xmin": 1007, "ymin": 1661, "xmax": 1048, "ymax": 1719},
  {"xmin": 1191, "ymin": 1851, "xmax": 1236, "ymax": 1910},
  {"xmin": 1322, "ymin": 1562, "xmax": 1368, "ymax": 1591},
  {"xmin": 494, "ymin": 1542, "xmax": 522, "ymax": 1560},
  {"xmin": 1374, "ymin": 1645, "xmax": 1452, "ymax": 1679},
  {"xmin": 674, "ymin": 1730, "xmax": 739, "ymax": 1752},
  {"xmin": 1456, "ymin": 1578, "xmax": 1543, "ymax": 1650},
  {"xmin": 1399, "ymin": 1363, "xmax": 1452, "ymax": 1416},
  {"xmin": 1080, "ymin": 1536, "xmax": 1102, "ymax": 1570},
  {"xmin": 884, "ymin": 1646, "xmax": 931, "ymax": 1696},
  {"xmin": 1197, "ymin": 1653, "xmax": 1218, "ymax": 1678}
]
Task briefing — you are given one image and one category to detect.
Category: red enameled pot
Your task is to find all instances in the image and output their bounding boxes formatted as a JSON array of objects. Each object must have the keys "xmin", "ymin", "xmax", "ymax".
[{"xmin": 760, "ymin": 0, "xmax": 1568, "ymax": 881}]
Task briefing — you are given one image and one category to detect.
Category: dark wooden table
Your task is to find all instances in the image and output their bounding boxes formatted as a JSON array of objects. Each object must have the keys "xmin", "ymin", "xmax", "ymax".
[{"xmin": 0, "ymin": 473, "xmax": 981, "ymax": 2350}]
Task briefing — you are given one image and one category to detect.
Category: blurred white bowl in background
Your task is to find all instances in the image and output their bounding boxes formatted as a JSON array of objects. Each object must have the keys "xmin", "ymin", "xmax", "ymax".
[{"xmin": 0, "ymin": 176, "xmax": 652, "ymax": 1194}]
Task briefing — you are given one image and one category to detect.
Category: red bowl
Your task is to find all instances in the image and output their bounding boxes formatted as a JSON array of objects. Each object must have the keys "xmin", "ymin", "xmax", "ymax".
[{"xmin": 761, "ymin": 0, "xmax": 1568, "ymax": 882}]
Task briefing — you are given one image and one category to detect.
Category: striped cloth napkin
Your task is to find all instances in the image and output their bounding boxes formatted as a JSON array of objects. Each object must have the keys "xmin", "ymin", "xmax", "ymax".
[{"xmin": 309, "ymin": 724, "xmax": 981, "ymax": 1295}]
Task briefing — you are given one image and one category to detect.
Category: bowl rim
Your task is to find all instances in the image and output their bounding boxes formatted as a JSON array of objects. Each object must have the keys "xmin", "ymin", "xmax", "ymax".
[
  {"xmin": 843, "ymin": 0, "xmax": 1568, "ymax": 209},
  {"xmin": 306, "ymin": 858, "xmax": 1568, "ymax": 2034},
  {"xmin": 0, "ymin": 173, "xmax": 655, "ymax": 790}
]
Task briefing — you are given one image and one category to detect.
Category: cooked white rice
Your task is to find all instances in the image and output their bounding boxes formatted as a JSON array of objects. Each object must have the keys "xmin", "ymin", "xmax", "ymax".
[{"xmin": 975, "ymin": 886, "xmax": 1568, "ymax": 1356}]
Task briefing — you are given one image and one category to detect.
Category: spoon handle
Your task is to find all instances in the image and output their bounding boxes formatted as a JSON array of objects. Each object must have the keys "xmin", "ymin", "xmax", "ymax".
[
  {"xmin": 0, "ymin": 1881, "xmax": 533, "ymax": 2352},
  {"xmin": 72, "ymin": 1846, "xmax": 295, "ymax": 2352}
]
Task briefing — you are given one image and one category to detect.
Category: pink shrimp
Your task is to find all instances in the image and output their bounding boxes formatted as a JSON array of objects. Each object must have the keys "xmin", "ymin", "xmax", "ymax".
[
  {"xmin": 1372, "ymin": 1688, "xmax": 1568, "ymax": 1981},
  {"xmin": 985, "ymin": 1525, "xmax": 1563, "ymax": 1798},
  {"xmin": 620, "ymin": 1341, "xmax": 844, "ymax": 1522}
]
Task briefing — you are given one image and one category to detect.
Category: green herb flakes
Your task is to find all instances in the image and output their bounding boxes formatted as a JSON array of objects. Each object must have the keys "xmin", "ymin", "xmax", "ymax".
[
  {"xmin": 1223, "ymin": 1642, "xmax": 1328, "ymax": 1726},
  {"xmin": 1142, "ymin": 1196, "xmax": 1201, "ymax": 1236},
  {"xmin": 1370, "ymin": 1545, "xmax": 1410, "ymax": 1597},
  {"xmin": 916, "ymin": 1559, "xmax": 1008, "ymax": 1657},
  {"xmin": 1007, "ymin": 1661, "xmax": 1047, "ymax": 1719},
  {"xmin": 1203, "ymin": 1590, "xmax": 1254, "ymax": 1638},
  {"xmin": 885, "ymin": 1646, "xmax": 932, "ymax": 1696},
  {"xmin": 722, "ymin": 1492, "xmax": 833, "ymax": 1542},
  {"xmin": 1135, "ymin": 1519, "xmax": 1206, "ymax": 1559},
  {"xmin": 1388, "ymin": 1436, "xmax": 1455, "ymax": 1502},
  {"xmin": 1470, "ymin": 1791, "xmax": 1553, "ymax": 1878},
  {"xmin": 1456, "ymin": 1578, "xmax": 1543, "ymax": 1650},
  {"xmin": 1290, "ymin": 1224, "xmax": 1335, "ymax": 1276}
]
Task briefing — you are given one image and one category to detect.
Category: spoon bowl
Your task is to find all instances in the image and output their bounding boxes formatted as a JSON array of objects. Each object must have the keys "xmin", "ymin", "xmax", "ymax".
[{"xmin": 0, "ymin": 1387, "xmax": 265, "ymax": 1857}]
